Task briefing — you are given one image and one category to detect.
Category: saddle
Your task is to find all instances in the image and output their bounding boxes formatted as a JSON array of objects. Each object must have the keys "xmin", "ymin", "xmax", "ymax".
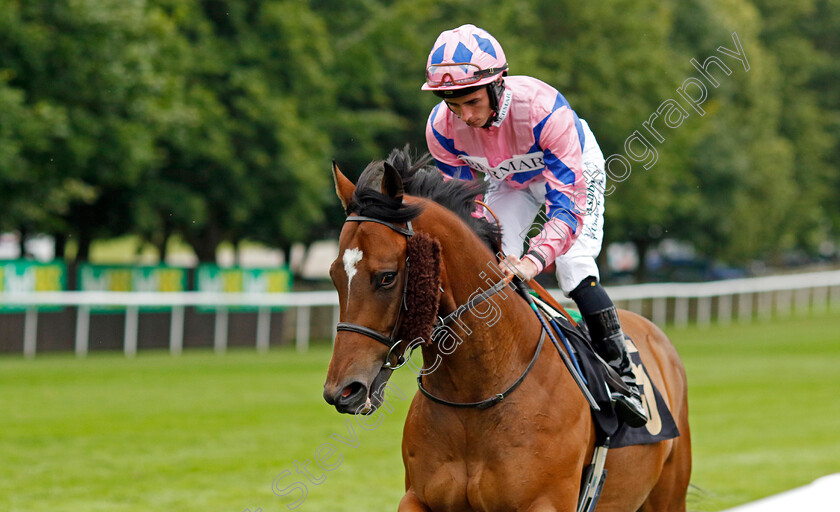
[{"xmin": 532, "ymin": 294, "xmax": 680, "ymax": 448}]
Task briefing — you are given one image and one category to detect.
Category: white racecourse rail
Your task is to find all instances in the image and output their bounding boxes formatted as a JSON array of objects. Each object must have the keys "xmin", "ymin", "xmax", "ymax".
[{"xmin": 1, "ymin": 269, "xmax": 839, "ymax": 358}]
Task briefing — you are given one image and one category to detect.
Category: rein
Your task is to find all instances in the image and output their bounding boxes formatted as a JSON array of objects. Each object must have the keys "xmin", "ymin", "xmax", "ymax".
[
  {"xmin": 416, "ymin": 328, "xmax": 546, "ymax": 409},
  {"xmin": 434, "ymin": 273, "xmax": 513, "ymax": 328}
]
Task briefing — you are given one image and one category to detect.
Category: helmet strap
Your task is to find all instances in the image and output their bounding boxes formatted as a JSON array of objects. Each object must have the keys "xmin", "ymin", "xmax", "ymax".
[{"xmin": 481, "ymin": 78, "xmax": 506, "ymax": 129}]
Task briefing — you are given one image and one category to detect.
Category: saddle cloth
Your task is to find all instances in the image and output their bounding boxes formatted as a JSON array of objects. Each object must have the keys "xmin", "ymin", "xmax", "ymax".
[{"xmin": 541, "ymin": 304, "xmax": 680, "ymax": 448}]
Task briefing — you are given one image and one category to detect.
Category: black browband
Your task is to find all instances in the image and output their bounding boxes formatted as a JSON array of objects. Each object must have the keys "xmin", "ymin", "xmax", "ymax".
[{"xmin": 344, "ymin": 215, "xmax": 415, "ymax": 237}]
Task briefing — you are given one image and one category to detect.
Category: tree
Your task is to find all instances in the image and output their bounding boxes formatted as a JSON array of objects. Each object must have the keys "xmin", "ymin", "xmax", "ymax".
[
  {"xmin": 140, "ymin": 0, "xmax": 336, "ymax": 262},
  {"xmin": 2, "ymin": 0, "xmax": 837, "ymax": 275},
  {"xmin": 749, "ymin": 0, "xmax": 836, "ymax": 258},
  {"xmin": 801, "ymin": 0, "xmax": 840, "ymax": 250},
  {"xmin": 667, "ymin": 0, "xmax": 799, "ymax": 264},
  {"xmin": 483, "ymin": 0, "xmax": 705, "ymax": 278},
  {"xmin": 0, "ymin": 1, "xmax": 170, "ymax": 261},
  {"xmin": 0, "ymin": 3, "xmax": 97, "ymax": 253}
]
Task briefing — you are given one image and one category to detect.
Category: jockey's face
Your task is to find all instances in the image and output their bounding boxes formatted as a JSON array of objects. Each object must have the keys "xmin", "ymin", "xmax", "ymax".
[{"xmin": 444, "ymin": 87, "xmax": 492, "ymax": 128}]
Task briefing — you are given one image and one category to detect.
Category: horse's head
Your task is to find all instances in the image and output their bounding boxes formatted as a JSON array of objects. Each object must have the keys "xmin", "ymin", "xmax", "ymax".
[{"xmin": 323, "ymin": 159, "xmax": 441, "ymax": 414}]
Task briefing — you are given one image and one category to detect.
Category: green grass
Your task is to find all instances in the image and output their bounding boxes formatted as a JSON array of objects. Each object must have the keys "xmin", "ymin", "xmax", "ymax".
[
  {"xmin": 1, "ymin": 312, "xmax": 838, "ymax": 512},
  {"xmin": 669, "ymin": 313, "xmax": 840, "ymax": 511}
]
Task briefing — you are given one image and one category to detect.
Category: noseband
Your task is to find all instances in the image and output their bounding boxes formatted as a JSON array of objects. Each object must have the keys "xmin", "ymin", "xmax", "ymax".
[{"xmin": 335, "ymin": 215, "xmax": 414, "ymax": 368}]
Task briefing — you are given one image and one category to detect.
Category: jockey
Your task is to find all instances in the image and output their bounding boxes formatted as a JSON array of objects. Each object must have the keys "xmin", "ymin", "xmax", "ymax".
[{"xmin": 422, "ymin": 24, "xmax": 647, "ymax": 427}]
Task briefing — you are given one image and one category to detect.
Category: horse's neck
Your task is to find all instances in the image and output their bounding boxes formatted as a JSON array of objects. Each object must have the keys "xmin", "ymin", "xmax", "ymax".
[{"xmin": 421, "ymin": 226, "xmax": 542, "ymax": 402}]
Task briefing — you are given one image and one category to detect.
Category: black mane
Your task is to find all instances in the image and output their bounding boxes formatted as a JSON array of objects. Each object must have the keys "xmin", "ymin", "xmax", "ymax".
[{"xmin": 347, "ymin": 146, "xmax": 501, "ymax": 252}]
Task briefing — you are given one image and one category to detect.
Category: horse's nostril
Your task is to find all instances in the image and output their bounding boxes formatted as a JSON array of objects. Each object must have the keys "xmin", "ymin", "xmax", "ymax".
[
  {"xmin": 324, "ymin": 381, "xmax": 367, "ymax": 411},
  {"xmin": 331, "ymin": 381, "xmax": 367, "ymax": 413},
  {"xmin": 341, "ymin": 382, "xmax": 364, "ymax": 401}
]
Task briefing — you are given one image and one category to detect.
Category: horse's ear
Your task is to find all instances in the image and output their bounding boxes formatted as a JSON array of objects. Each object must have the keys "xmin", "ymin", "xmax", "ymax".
[
  {"xmin": 332, "ymin": 161, "xmax": 355, "ymax": 211},
  {"xmin": 381, "ymin": 162, "xmax": 404, "ymax": 203}
]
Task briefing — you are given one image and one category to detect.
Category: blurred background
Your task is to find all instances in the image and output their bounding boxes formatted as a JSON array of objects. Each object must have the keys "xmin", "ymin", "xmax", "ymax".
[
  {"xmin": 0, "ymin": 1, "xmax": 838, "ymax": 511},
  {"xmin": 1, "ymin": 0, "xmax": 838, "ymax": 283}
]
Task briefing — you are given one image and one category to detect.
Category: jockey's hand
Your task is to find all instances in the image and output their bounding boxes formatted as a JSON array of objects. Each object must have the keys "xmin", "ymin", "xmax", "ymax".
[{"xmin": 498, "ymin": 254, "xmax": 539, "ymax": 281}]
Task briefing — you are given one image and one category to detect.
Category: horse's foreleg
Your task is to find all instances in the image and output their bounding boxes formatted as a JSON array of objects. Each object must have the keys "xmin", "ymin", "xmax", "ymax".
[{"xmin": 398, "ymin": 489, "xmax": 432, "ymax": 511}]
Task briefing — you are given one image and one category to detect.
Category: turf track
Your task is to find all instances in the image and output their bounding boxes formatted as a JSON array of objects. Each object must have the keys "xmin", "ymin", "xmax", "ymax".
[{"xmin": 1, "ymin": 312, "xmax": 838, "ymax": 511}]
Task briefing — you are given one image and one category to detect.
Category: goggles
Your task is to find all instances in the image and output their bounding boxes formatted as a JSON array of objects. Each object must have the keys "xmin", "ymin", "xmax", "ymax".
[{"xmin": 425, "ymin": 62, "xmax": 508, "ymax": 88}]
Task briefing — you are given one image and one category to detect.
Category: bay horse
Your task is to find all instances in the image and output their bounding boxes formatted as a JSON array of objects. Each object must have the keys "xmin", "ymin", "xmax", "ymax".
[{"xmin": 323, "ymin": 149, "xmax": 691, "ymax": 511}]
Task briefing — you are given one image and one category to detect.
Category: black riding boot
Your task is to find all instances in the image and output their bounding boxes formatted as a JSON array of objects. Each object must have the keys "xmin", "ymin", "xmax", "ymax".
[
  {"xmin": 570, "ymin": 277, "xmax": 648, "ymax": 428},
  {"xmin": 585, "ymin": 306, "xmax": 648, "ymax": 427}
]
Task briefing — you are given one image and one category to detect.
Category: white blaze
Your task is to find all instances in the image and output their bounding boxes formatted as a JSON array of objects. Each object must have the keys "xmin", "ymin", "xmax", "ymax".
[{"xmin": 342, "ymin": 247, "xmax": 364, "ymax": 301}]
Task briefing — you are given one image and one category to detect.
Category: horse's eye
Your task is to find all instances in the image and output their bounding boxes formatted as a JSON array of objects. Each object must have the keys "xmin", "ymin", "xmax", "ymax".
[{"xmin": 377, "ymin": 272, "xmax": 398, "ymax": 288}]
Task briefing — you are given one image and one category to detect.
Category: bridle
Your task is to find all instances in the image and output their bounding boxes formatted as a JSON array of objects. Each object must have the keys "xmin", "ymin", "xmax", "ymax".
[
  {"xmin": 335, "ymin": 214, "xmax": 510, "ymax": 370},
  {"xmin": 335, "ymin": 214, "xmax": 546, "ymax": 409},
  {"xmin": 335, "ymin": 215, "xmax": 415, "ymax": 369}
]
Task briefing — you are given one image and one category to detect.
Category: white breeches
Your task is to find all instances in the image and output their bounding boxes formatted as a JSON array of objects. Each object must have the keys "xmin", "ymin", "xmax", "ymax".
[{"xmin": 485, "ymin": 119, "xmax": 607, "ymax": 294}]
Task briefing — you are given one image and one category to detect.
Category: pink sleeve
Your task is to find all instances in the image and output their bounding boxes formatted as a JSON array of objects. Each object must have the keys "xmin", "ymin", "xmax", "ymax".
[{"xmin": 524, "ymin": 107, "xmax": 587, "ymax": 273}]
